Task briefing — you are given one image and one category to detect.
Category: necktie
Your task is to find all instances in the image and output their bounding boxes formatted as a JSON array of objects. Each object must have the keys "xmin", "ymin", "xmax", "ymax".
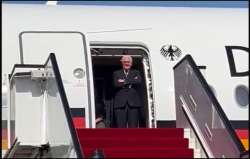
[
  {"xmin": 124, "ymin": 70, "xmax": 131, "ymax": 88},
  {"xmin": 124, "ymin": 70, "xmax": 129, "ymax": 78}
]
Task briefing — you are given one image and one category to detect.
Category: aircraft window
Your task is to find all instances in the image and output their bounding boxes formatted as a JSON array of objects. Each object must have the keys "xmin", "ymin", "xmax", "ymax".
[
  {"xmin": 73, "ymin": 68, "xmax": 85, "ymax": 79},
  {"xmin": 235, "ymin": 85, "xmax": 249, "ymax": 107}
]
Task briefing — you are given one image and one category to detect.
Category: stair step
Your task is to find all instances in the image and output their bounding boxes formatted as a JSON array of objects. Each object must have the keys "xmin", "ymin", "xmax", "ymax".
[
  {"xmin": 79, "ymin": 136, "xmax": 183, "ymax": 140},
  {"xmin": 14, "ymin": 151, "xmax": 33, "ymax": 155},
  {"xmin": 77, "ymin": 128, "xmax": 184, "ymax": 138},
  {"xmin": 76, "ymin": 128, "xmax": 193, "ymax": 158},
  {"xmin": 85, "ymin": 147, "xmax": 193, "ymax": 158},
  {"xmin": 80, "ymin": 138, "xmax": 189, "ymax": 148}
]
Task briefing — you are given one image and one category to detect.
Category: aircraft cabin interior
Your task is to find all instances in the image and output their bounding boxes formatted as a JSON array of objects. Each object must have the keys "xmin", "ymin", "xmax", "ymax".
[{"xmin": 90, "ymin": 47, "xmax": 151, "ymax": 128}]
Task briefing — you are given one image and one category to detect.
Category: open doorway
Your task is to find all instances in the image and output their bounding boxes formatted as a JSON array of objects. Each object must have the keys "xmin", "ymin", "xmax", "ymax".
[{"xmin": 90, "ymin": 44, "xmax": 155, "ymax": 128}]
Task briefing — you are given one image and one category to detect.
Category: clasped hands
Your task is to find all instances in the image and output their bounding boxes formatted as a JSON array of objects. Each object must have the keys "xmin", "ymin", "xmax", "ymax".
[
  {"xmin": 118, "ymin": 76, "xmax": 138, "ymax": 84},
  {"xmin": 118, "ymin": 79, "xmax": 129, "ymax": 87},
  {"xmin": 118, "ymin": 79, "xmax": 125, "ymax": 83}
]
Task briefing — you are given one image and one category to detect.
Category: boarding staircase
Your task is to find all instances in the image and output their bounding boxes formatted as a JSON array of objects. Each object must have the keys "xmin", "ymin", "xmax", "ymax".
[
  {"xmin": 76, "ymin": 128, "xmax": 193, "ymax": 158},
  {"xmin": 4, "ymin": 53, "xmax": 248, "ymax": 158}
]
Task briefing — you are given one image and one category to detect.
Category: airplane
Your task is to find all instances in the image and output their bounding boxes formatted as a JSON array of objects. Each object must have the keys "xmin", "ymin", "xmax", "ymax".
[{"xmin": 1, "ymin": 1, "xmax": 249, "ymax": 158}]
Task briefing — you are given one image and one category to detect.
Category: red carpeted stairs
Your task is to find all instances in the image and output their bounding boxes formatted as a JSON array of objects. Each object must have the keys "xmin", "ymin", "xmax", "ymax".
[{"xmin": 76, "ymin": 128, "xmax": 194, "ymax": 158}]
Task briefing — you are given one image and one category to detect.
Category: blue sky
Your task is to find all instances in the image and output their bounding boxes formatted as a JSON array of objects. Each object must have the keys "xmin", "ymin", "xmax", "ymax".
[{"xmin": 3, "ymin": 1, "xmax": 248, "ymax": 8}]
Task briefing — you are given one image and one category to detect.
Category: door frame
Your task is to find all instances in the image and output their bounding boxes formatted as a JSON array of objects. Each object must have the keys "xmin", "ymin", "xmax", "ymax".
[{"xmin": 90, "ymin": 41, "xmax": 157, "ymax": 128}]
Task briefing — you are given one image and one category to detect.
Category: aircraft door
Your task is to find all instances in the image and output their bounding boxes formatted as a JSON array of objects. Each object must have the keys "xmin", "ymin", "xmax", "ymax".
[{"xmin": 19, "ymin": 31, "xmax": 95, "ymax": 128}]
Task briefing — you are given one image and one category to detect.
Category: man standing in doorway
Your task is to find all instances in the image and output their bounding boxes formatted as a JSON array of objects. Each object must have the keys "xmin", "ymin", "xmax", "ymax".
[{"xmin": 113, "ymin": 55, "xmax": 142, "ymax": 128}]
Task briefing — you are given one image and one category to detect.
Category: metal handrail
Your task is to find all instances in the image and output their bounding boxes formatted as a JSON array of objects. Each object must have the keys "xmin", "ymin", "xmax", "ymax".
[
  {"xmin": 240, "ymin": 150, "xmax": 249, "ymax": 158},
  {"xmin": 3, "ymin": 138, "xmax": 19, "ymax": 158},
  {"xmin": 174, "ymin": 54, "xmax": 246, "ymax": 158},
  {"xmin": 8, "ymin": 53, "xmax": 83, "ymax": 158}
]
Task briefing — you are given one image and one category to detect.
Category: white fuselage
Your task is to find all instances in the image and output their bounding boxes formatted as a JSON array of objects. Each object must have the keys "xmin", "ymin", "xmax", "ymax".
[{"xmin": 2, "ymin": 4, "xmax": 249, "ymax": 125}]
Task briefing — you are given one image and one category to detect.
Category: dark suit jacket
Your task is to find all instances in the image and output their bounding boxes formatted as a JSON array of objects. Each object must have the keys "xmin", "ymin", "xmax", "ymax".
[{"xmin": 113, "ymin": 69, "xmax": 142, "ymax": 108}]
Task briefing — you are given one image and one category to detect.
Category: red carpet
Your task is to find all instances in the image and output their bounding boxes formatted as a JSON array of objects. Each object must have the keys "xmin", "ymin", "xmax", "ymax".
[{"xmin": 76, "ymin": 128, "xmax": 193, "ymax": 158}]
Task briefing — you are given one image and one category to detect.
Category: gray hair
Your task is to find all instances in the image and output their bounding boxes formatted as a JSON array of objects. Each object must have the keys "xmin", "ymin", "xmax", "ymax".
[{"xmin": 120, "ymin": 55, "xmax": 133, "ymax": 63}]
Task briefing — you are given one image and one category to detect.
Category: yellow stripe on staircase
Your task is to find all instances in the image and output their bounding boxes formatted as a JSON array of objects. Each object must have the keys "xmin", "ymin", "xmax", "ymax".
[
  {"xmin": 2, "ymin": 139, "xmax": 8, "ymax": 150},
  {"xmin": 241, "ymin": 139, "xmax": 249, "ymax": 151}
]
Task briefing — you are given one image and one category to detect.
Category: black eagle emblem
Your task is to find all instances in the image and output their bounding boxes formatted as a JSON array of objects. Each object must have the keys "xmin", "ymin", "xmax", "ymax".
[{"xmin": 160, "ymin": 45, "xmax": 182, "ymax": 61}]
